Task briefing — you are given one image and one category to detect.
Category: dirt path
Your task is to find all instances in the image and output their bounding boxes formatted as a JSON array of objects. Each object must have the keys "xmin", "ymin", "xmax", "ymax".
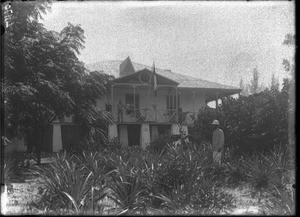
[
  {"xmin": 223, "ymin": 184, "xmax": 263, "ymax": 215},
  {"xmin": 2, "ymin": 176, "xmax": 45, "ymax": 215}
]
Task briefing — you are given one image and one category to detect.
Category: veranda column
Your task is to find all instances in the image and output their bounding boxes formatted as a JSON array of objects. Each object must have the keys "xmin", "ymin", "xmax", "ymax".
[
  {"xmin": 192, "ymin": 91, "xmax": 195, "ymax": 115},
  {"xmin": 215, "ymin": 92, "xmax": 219, "ymax": 110},
  {"xmin": 52, "ymin": 123, "xmax": 63, "ymax": 152},
  {"xmin": 175, "ymin": 86, "xmax": 178, "ymax": 122},
  {"xmin": 111, "ymin": 84, "xmax": 114, "ymax": 120},
  {"xmin": 133, "ymin": 85, "xmax": 136, "ymax": 118},
  {"xmin": 108, "ymin": 124, "xmax": 118, "ymax": 139},
  {"xmin": 140, "ymin": 124, "xmax": 150, "ymax": 150}
]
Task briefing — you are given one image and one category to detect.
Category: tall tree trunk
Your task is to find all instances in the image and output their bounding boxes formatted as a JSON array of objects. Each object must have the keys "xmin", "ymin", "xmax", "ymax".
[
  {"xmin": 33, "ymin": 126, "xmax": 45, "ymax": 165},
  {"xmin": 36, "ymin": 142, "xmax": 41, "ymax": 165}
]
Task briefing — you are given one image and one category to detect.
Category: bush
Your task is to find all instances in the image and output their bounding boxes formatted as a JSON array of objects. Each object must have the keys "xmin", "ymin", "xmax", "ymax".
[
  {"xmin": 149, "ymin": 142, "xmax": 235, "ymax": 211},
  {"xmin": 263, "ymin": 145, "xmax": 294, "ymax": 191},
  {"xmin": 222, "ymin": 158, "xmax": 247, "ymax": 187},
  {"xmin": 191, "ymin": 84, "xmax": 290, "ymax": 157},
  {"xmin": 244, "ymin": 153, "xmax": 272, "ymax": 190},
  {"xmin": 106, "ymin": 151, "xmax": 147, "ymax": 214}
]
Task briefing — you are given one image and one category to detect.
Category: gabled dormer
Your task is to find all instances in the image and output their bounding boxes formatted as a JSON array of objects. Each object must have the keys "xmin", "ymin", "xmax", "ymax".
[{"xmin": 119, "ymin": 56, "xmax": 135, "ymax": 77}]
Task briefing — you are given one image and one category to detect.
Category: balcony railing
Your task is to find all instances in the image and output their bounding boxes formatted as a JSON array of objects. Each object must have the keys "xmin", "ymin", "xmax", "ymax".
[
  {"xmin": 108, "ymin": 108, "xmax": 195, "ymax": 125},
  {"xmin": 110, "ymin": 108, "xmax": 178, "ymax": 123}
]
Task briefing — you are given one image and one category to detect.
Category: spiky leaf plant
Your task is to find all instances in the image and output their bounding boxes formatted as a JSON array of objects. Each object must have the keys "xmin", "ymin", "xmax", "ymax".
[{"xmin": 33, "ymin": 151, "xmax": 109, "ymax": 214}]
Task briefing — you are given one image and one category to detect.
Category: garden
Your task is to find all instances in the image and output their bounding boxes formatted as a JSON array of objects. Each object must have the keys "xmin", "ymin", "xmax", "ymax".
[
  {"xmin": 2, "ymin": 138, "xmax": 295, "ymax": 215},
  {"xmin": 3, "ymin": 77, "xmax": 295, "ymax": 215}
]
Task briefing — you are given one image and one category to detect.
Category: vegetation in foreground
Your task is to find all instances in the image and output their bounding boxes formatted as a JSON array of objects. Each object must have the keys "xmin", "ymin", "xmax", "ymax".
[{"xmin": 3, "ymin": 141, "xmax": 295, "ymax": 215}]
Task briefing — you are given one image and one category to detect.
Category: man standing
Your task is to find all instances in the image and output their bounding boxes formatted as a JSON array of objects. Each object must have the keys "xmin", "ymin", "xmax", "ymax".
[{"xmin": 211, "ymin": 120, "xmax": 224, "ymax": 165}]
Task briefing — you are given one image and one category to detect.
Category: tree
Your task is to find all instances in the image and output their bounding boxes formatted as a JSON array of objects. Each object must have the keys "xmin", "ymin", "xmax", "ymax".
[
  {"xmin": 270, "ymin": 73, "xmax": 280, "ymax": 92},
  {"xmin": 282, "ymin": 34, "xmax": 295, "ymax": 160},
  {"xmin": 249, "ymin": 68, "xmax": 259, "ymax": 94},
  {"xmin": 4, "ymin": 2, "xmax": 112, "ymax": 164},
  {"xmin": 239, "ymin": 77, "xmax": 246, "ymax": 96},
  {"xmin": 191, "ymin": 88, "xmax": 289, "ymax": 158}
]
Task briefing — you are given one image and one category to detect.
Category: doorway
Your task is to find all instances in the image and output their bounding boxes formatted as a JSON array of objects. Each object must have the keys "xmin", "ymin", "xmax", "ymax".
[
  {"xmin": 61, "ymin": 125, "xmax": 83, "ymax": 151},
  {"xmin": 127, "ymin": 124, "xmax": 141, "ymax": 147}
]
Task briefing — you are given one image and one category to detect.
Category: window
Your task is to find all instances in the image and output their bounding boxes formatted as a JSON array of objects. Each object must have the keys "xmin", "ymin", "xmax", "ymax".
[
  {"xmin": 166, "ymin": 94, "xmax": 179, "ymax": 110},
  {"xmin": 125, "ymin": 94, "xmax": 139, "ymax": 115}
]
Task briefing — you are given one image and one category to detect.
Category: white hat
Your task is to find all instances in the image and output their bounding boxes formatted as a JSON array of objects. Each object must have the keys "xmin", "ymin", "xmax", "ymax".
[{"xmin": 212, "ymin": 120, "xmax": 219, "ymax": 125}]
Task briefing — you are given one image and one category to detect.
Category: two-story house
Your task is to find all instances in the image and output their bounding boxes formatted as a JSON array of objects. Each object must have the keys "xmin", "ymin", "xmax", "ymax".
[
  {"xmin": 5, "ymin": 56, "xmax": 241, "ymax": 153},
  {"xmin": 90, "ymin": 56, "xmax": 241, "ymax": 149}
]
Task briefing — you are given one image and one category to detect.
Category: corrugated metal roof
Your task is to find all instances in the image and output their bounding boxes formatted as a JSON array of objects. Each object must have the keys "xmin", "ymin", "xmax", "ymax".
[{"xmin": 86, "ymin": 60, "xmax": 240, "ymax": 90}]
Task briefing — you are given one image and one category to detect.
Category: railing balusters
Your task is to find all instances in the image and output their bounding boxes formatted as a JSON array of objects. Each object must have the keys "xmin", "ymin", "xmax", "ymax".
[{"xmin": 108, "ymin": 108, "xmax": 184, "ymax": 123}]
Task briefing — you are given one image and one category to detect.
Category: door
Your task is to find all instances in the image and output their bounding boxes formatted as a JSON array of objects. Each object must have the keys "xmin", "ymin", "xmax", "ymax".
[
  {"xmin": 127, "ymin": 124, "xmax": 141, "ymax": 147},
  {"xmin": 61, "ymin": 125, "xmax": 82, "ymax": 151}
]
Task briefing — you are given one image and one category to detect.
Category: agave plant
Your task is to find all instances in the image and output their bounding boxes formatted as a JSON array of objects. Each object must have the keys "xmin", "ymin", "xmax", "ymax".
[
  {"xmin": 263, "ymin": 145, "xmax": 294, "ymax": 190},
  {"xmin": 33, "ymin": 151, "xmax": 110, "ymax": 214},
  {"xmin": 108, "ymin": 166, "xmax": 147, "ymax": 215},
  {"xmin": 243, "ymin": 153, "xmax": 272, "ymax": 190},
  {"xmin": 154, "ymin": 185, "xmax": 187, "ymax": 212},
  {"xmin": 262, "ymin": 186, "xmax": 295, "ymax": 215}
]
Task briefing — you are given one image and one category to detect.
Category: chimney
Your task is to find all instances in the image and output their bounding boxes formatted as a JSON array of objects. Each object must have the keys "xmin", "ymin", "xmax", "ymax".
[{"xmin": 119, "ymin": 56, "xmax": 135, "ymax": 77}]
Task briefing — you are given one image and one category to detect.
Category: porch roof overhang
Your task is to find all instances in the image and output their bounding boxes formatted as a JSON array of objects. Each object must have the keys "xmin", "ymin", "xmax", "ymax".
[{"xmin": 178, "ymin": 87, "xmax": 242, "ymax": 102}]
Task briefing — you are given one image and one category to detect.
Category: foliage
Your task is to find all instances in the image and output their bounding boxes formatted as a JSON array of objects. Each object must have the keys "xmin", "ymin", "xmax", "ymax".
[
  {"xmin": 3, "ymin": 1, "xmax": 112, "ymax": 164},
  {"xmin": 106, "ymin": 153, "xmax": 147, "ymax": 214},
  {"xmin": 22, "ymin": 140, "xmax": 294, "ymax": 215},
  {"xmin": 146, "ymin": 135, "xmax": 173, "ymax": 156},
  {"xmin": 250, "ymin": 68, "xmax": 260, "ymax": 94},
  {"xmin": 263, "ymin": 145, "xmax": 294, "ymax": 191},
  {"xmin": 241, "ymin": 144, "xmax": 294, "ymax": 192},
  {"xmin": 3, "ymin": 153, "xmax": 28, "ymax": 184},
  {"xmin": 222, "ymin": 158, "xmax": 247, "ymax": 187},
  {"xmin": 243, "ymin": 153, "xmax": 271, "ymax": 190},
  {"xmin": 147, "ymin": 142, "xmax": 235, "ymax": 211},
  {"xmin": 262, "ymin": 186, "xmax": 295, "ymax": 215},
  {"xmin": 33, "ymin": 152, "xmax": 109, "ymax": 214},
  {"xmin": 156, "ymin": 163, "xmax": 234, "ymax": 213},
  {"xmin": 191, "ymin": 83, "xmax": 290, "ymax": 157},
  {"xmin": 270, "ymin": 73, "xmax": 280, "ymax": 92}
]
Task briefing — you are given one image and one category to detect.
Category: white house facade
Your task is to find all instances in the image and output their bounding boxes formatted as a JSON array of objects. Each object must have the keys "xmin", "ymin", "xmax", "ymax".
[{"xmin": 93, "ymin": 56, "xmax": 241, "ymax": 149}]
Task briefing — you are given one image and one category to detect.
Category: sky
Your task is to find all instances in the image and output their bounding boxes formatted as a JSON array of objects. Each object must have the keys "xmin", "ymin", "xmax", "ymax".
[{"xmin": 41, "ymin": 1, "xmax": 294, "ymax": 88}]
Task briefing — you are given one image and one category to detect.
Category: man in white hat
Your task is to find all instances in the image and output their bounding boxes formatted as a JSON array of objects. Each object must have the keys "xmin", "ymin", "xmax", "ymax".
[{"xmin": 211, "ymin": 120, "xmax": 224, "ymax": 165}]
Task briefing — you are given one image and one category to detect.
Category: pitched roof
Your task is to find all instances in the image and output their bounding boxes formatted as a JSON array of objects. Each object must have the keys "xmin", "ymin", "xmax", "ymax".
[{"xmin": 86, "ymin": 60, "xmax": 241, "ymax": 91}]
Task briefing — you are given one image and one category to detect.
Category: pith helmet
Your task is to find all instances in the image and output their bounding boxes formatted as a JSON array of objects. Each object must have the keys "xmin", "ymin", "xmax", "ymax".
[{"xmin": 212, "ymin": 120, "xmax": 220, "ymax": 125}]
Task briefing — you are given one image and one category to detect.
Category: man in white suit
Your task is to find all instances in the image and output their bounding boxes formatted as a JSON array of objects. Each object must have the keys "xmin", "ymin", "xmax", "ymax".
[{"xmin": 211, "ymin": 120, "xmax": 224, "ymax": 165}]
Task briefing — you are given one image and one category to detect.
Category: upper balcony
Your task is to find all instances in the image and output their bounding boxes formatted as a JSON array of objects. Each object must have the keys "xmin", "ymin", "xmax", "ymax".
[{"xmin": 108, "ymin": 107, "xmax": 195, "ymax": 125}]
